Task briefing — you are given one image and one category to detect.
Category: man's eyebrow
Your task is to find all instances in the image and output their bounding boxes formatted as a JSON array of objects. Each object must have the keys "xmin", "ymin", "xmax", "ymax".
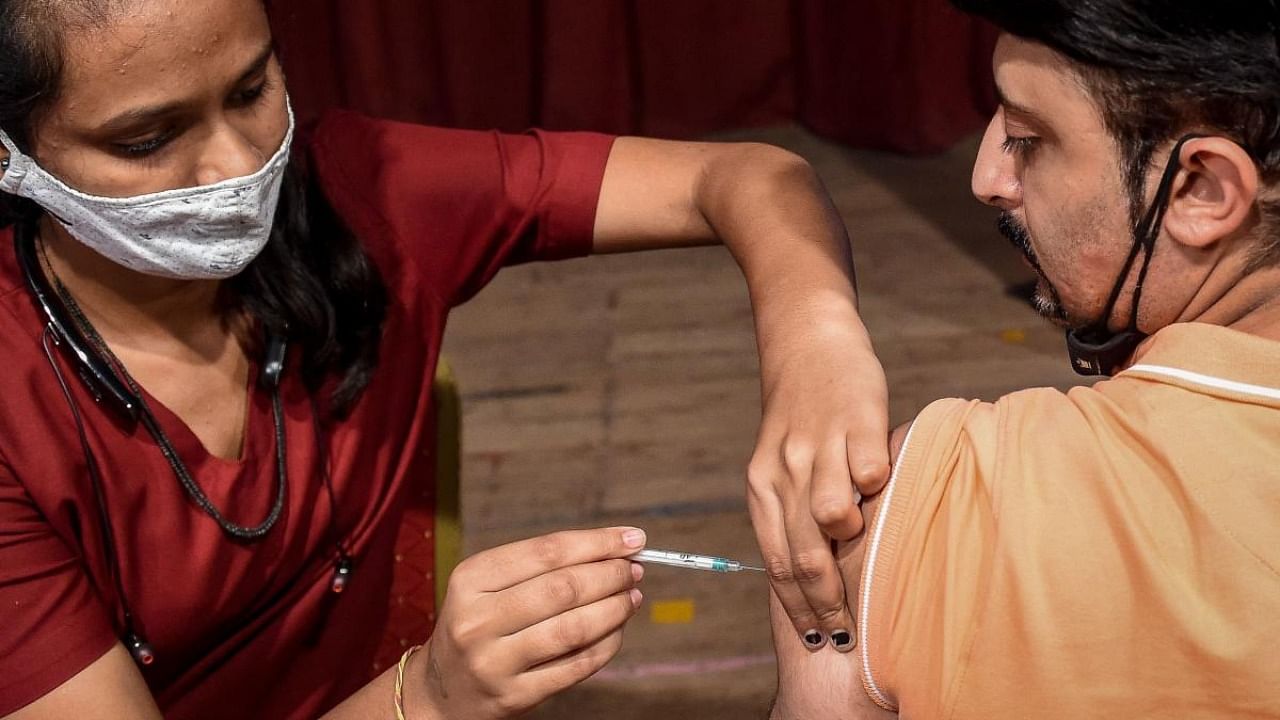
[
  {"xmin": 994, "ymin": 83, "xmax": 1045, "ymax": 124},
  {"xmin": 97, "ymin": 43, "xmax": 275, "ymax": 134}
]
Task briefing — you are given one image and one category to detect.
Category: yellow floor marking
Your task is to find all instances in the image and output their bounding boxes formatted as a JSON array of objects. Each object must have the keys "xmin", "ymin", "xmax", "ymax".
[{"xmin": 650, "ymin": 599, "xmax": 696, "ymax": 624}]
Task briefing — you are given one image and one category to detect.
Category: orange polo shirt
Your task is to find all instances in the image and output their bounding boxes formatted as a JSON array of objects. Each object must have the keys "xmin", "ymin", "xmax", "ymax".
[{"xmin": 859, "ymin": 323, "xmax": 1280, "ymax": 718}]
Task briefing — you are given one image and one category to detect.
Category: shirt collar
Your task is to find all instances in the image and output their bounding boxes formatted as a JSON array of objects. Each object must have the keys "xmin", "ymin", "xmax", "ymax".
[{"xmin": 1120, "ymin": 322, "xmax": 1280, "ymax": 406}]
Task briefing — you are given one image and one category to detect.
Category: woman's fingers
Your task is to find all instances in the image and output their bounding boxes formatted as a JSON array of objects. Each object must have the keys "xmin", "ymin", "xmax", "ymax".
[
  {"xmin": 506, "ymin": 586, "xmax": 642, "ymax": 670},
  {"xmin": 781, "ymin": 513, "xmax": 856, "ymax": 653},
  {"xmin": 811, "ymin": 441, "xmax": 863, "ymax": 542},
  {"xmin": 489, "ymin": 559, "xmax": 643, "ymax": 635},
  {"xmin": 422, "ymin": 528, "xmax": 650, "ymax": 720},
  {"xmin": 515, "ymin": 628, "xmax": 628, "ymax": 706},
  {"xmin": 748, "ymin": 460, "xmax": 826, "ymax": 650},
  {"xmin": 788, "ymin": 443, "xmax": 860, "ymax": 650},
  {"xmin": 459, "ymin": 527, "xmax": 647, "ymax": 594},
  {"xmin": 845, "ymin": 373, "xmax": 892, "ymax": 498}
]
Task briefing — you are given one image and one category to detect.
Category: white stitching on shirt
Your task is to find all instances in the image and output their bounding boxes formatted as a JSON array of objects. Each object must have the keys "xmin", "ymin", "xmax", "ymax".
[
  {"xmin": 1126, "ymin": 364, "xmax": 1280, "ymax": 401},
  {"xmin": 859, "ymin": 420, "xmax": 919, "ymax": 712}
]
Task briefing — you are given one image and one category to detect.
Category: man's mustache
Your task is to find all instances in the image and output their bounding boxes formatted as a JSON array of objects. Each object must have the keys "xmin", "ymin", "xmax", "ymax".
[
  {"xmin": 997, "ymin": 212, "xmax": 1037, "ymax": 265},
  {"xmin": 995, "ymin": 211, "xmax": 1071, "ymax": 323}
]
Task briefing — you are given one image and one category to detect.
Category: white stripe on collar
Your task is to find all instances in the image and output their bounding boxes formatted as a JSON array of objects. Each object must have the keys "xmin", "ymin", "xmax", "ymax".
[{"xmin": 1125, "ymin": 364, "xmax": 1280, "ymax": 401}]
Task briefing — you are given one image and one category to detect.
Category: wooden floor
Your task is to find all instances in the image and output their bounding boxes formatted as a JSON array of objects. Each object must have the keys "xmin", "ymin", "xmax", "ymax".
[{"xmin": 441, "ymin": 126, "xmax": 1085, "ymax": 719}]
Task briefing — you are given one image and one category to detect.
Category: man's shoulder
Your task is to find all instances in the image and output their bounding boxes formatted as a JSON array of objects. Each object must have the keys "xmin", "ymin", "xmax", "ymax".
[
  {"xmin": 899, "ymin": 382, "xmax": 1145, "ymax": 493},
  {"xmin": 910, "ymin": 386, "xmax": 1083, "ymax": 448},
  {"xmin": 912, "ymin": 381, "xmax": 1139, "ymax": 445}
]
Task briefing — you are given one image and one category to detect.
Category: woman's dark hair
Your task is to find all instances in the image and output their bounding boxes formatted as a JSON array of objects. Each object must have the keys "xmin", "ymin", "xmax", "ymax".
[
  {"xmin": 0, "ymin": 0, "xmax": 386, "ymax": 417},
  {"xmin": 954, "ymin": 0, "xmax": 1280, "ymax": 264}
]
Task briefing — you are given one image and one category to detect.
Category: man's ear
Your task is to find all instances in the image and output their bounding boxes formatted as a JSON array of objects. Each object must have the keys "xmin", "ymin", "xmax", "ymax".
[{"xmin": 1163, "ymin": 136, "xmax": 1259, "ymax": 251}]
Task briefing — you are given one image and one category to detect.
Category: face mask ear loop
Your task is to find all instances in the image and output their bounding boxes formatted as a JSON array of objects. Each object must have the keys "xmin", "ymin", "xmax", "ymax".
[
  {"xmin": 1065, "ymin": 133, "xmax": 1207, "ymax": 376},
  {"xmin": 1094, "ymin": 216, "xmax": 1148, "ymax": 336},
  {"xmin": 0, "ymin": 130, "xmax": 19, "ymax": 177},
  {"xmin": 1125, "ymin": 134, "xmax": 1205, "ymax": 334}
]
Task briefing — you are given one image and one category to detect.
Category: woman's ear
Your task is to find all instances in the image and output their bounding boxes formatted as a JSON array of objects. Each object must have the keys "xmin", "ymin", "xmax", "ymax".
[{"xmin": 1163, "ymin": 137, "xmax": 1259, "ymax": 251}]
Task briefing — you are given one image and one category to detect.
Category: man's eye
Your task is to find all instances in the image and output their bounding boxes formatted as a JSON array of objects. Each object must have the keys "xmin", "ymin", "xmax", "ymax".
[{"xmin": 1001, "ymin": 135, "xmax": 1038, "ymax": 156}]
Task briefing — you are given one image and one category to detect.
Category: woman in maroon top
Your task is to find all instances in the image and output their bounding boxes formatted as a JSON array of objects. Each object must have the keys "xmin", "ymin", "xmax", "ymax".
[{"xmin": 0, "ymin": 0, "xmax": 892, "ymax": 718}]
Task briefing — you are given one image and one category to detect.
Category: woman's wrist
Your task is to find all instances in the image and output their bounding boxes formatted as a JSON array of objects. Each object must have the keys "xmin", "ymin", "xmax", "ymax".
[
  {"xmin": 399, "ymin": 640, "xmax": 442, "ymax": 720},
  {"xmin": 753, "ymin": 293, "xmax": 870, "ymax": 363}
]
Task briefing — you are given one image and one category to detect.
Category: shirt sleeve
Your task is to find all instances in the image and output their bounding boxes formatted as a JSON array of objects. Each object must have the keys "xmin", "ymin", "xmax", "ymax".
[
  {"xmin": 858, "ymin": 397, "xmax": 1001, "ymax": 716},
  {"xmin": 308, "ymin": 110, "xmax": 616, "ymax": 307},
  {"xmin": 0, "ymin": 464, "xmax": 117, "ymax": 715}
]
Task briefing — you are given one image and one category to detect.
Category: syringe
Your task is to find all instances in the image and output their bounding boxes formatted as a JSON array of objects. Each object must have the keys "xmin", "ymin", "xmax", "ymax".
[{"xmin": 630, "ymin": 548, "xmax": 765, "ymax": 574}]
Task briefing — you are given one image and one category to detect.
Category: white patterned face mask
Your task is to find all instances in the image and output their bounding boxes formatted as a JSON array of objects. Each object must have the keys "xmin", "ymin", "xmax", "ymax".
[{"xmin": 0, "ymin": 102, "xmax": 294, "ymax": 280}]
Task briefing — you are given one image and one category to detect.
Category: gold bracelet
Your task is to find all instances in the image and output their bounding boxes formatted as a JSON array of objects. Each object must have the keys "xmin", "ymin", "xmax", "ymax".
[{"xmin": 394, "ymin": 644, "xmax": 424, "ymax": 720}]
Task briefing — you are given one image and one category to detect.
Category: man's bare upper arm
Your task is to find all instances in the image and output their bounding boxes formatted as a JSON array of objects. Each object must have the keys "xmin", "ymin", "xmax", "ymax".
[
  {"xmin": 888, "ymin": 422, "xmax": 911, "ymax": 467},
  {"xmin": 5, "ymin": 644, "xmax": 161, "ymax": 720}
]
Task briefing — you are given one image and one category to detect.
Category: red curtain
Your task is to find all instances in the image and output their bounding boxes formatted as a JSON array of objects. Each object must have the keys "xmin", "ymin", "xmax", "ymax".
[{"xmin": 269, "ymin": 0, "xmax": 997, "ymax": 155}]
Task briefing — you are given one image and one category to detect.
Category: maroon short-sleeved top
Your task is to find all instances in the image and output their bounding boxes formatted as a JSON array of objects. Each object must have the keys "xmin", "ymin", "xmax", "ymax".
[{"xmin": 0, "ymin": 111, "xmax": 614, "ymax": 718}]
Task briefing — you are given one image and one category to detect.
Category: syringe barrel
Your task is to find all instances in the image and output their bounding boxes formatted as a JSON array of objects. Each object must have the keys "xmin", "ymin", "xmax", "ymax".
[{"xmin": 634, "ymin": 549, "xmax": 734, "ymax": 572}]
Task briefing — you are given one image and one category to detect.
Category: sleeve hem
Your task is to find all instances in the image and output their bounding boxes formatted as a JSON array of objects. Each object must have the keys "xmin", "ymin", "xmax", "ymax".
[
  {"xmin": 857, "ymin": 398, "xmax": 968, "ymax": 712},
  {"xmin": 0, "ymin": 608, "xmax": 117, "ymax": 716},
  {"xmin": 535, "ymin": 131, "xmax": 617, "ymax": 263}
]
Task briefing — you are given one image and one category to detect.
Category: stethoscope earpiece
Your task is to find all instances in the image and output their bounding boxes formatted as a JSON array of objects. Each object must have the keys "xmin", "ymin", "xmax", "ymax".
[
  {"xmin": 331, "ymin": 555, "xmax": 354, "ymax": 594},
  {"xmin": 125, "ymin": 631, "xmax": 156, "ymax": 667}
]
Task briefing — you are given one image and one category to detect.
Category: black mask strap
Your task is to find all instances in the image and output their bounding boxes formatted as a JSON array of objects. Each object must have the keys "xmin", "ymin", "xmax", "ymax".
[{"xmin": 1065, "ymin": 133, "xmax": 1206, "ymax": 376}]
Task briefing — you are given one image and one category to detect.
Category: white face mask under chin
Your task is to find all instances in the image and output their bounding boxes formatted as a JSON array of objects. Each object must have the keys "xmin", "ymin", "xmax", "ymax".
[{"xmin": 0, "ymin": 104, "xmax": 294, "ymax": 280}]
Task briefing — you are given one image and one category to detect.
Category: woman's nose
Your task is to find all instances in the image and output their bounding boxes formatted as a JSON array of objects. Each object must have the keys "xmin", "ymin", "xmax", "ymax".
[{"xmin": 194, "ymin": 126, "xmax": 266, "ymax": 187}]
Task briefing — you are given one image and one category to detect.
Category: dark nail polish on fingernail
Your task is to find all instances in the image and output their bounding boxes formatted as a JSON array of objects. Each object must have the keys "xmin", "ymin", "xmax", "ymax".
[
  {"xmin": 831, "ymin": 630, "xmax": 852, "ymax": 648},
  {"xmin": 803, "ymin": 631, "xmax": 824, "ymax": 648}
]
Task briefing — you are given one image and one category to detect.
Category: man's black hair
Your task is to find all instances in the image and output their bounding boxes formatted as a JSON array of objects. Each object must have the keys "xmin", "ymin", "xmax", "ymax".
[{"xmin": 954, "ymin": 0, "xmax": 1280, "ymax": 263}]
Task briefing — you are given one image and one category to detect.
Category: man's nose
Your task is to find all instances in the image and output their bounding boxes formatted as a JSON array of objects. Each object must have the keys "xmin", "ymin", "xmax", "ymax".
[{"xmin": 971, "ymin": 113, "xmax": 1021, "ymax": 212}]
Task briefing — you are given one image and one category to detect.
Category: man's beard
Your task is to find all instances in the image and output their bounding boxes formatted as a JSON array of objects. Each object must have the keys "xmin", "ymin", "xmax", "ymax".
[{"xmin": 996, "ymin": 212, "xmax": 1070, "ymax": 325}]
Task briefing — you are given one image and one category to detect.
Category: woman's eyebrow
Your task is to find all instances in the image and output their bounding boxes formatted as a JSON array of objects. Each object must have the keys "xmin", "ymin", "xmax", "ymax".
[
  {"xmin": 233, "ymin": 42, "xmax": 275, "ymax": 87},
  {"xmin": 95, "ymin": 42, "xmax": 275, "ymax": 135},
  {"xmin": 98, "ymin": 101, "xmax": 185, "ymax": 135}
]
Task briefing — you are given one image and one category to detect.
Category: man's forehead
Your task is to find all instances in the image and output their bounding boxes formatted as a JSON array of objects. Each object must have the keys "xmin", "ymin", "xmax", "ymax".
[{"xmin": 992, "ymin": 34, "xmax": 1095, "ymax": 130}]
